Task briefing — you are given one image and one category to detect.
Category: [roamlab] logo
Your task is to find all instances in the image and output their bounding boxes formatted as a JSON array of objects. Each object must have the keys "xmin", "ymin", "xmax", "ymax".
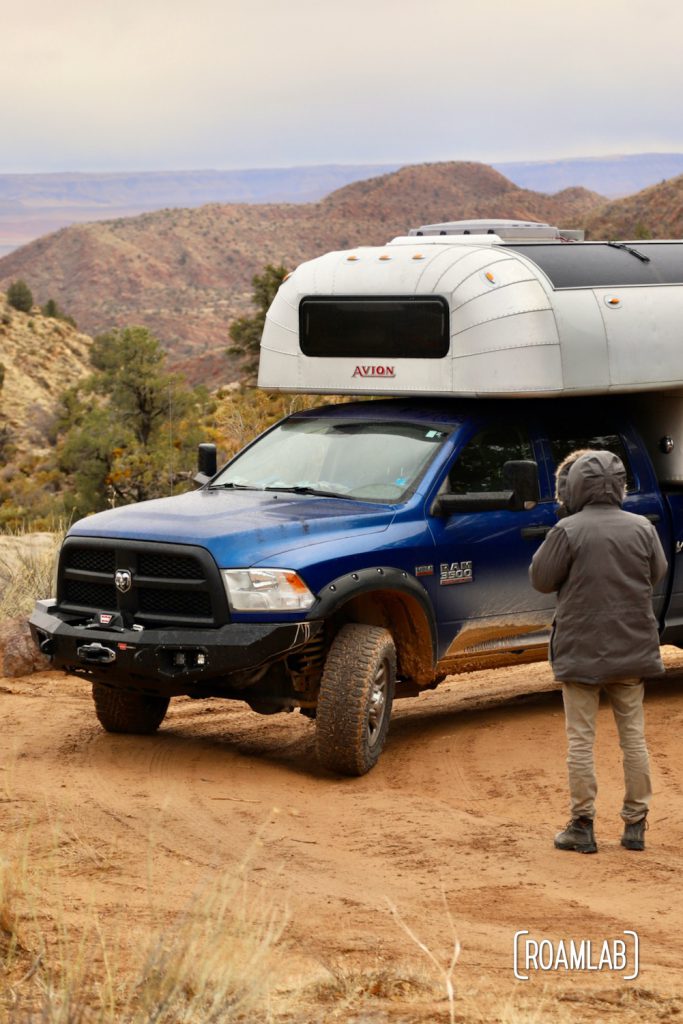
[
  {"xmin": 513, "ymin": 930, "xmax": 639, "ymax": 981},
  {"xmin": 114, "ymin": 569, "xmax": 133, "ymax": 593}
]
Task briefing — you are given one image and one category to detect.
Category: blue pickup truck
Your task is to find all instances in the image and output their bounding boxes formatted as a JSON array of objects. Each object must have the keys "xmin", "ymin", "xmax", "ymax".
[
  {"xmin": 29, "ymin": 394, "xmax": 683, "ymax": 774},
  {"xmin": 29, "ymin": 221, "xmax": 683, "ymax": 773}
]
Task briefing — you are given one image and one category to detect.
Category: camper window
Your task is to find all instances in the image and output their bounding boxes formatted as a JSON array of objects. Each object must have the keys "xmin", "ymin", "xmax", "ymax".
[{"xmin": 299, "ymin": 296, "xmax": 450, "ymax": 359}]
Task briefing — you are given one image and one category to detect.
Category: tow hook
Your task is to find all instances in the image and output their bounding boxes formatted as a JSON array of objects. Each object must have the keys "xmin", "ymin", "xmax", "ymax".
[{"xmin": 76, "ymin": 642, "xmax": 117, "ymax": 665}]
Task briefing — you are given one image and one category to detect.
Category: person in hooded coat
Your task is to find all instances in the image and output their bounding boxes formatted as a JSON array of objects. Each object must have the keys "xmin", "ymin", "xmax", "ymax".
[{"xmin": 530, "ymin": 449, "xmax": 667, "ymax": 853}]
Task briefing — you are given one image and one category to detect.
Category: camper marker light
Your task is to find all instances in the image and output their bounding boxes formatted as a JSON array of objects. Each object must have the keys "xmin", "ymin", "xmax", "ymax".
[
  {"xmin": 412, "ymin": 253, "xmax": 425, "ymax": 260},
  {"xmin": 221, "ymin": 569, "xmax": 315, "ymax": 612},
  {"xmin": 484, "ymin": 271, "xmax": 496, "ymax": 283},
  {"xmin": 346, "ymin": 255, "xmax": 359, "ymax": 261},
  {"xmin": 378, "ymin": 254, "xmax": 392, "ymax": 261},
  {"xmin": 605, "ymin": 296, "xmax": 622, "ymax": 307}
]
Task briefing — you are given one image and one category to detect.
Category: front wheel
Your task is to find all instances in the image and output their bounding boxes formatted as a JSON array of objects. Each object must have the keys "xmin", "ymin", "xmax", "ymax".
[
  {"xmin": 92, "ymin": 683, "xmax": 170, "ymax": 735},
  {"xmin": 315, "ymin": 623, "xmax": 396, "ymax": 776}
]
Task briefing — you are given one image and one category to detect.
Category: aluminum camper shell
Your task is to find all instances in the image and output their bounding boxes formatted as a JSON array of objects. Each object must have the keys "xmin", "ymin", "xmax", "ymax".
[{"xmin": 258, "ymin": 232, "xmax": 683, "ymax": 404}]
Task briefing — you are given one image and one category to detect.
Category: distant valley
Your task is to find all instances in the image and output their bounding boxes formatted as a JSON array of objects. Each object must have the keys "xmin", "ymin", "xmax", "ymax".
[
  {"xmin": 494, "ymin": 152, "xmax": 683, "ymax": 200},
  {"xmin": 0, "ymin": 164, "xmax": 402, "ymax": 257},
  {"xmin": 1, "ymin": 153, "xmax": 681, "ymax": 258}
]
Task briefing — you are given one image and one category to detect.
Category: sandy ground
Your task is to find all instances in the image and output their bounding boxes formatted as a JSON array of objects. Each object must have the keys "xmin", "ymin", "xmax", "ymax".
[{"xmin": 4, "ymin": 651, "xmax": 683, "ymax": 1021}]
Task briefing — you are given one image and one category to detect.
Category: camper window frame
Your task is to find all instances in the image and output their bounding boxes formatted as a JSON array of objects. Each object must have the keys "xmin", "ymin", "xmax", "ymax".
[{"xmin": 298, "ymin": 294, "xmax": 450, "ymax": 360}]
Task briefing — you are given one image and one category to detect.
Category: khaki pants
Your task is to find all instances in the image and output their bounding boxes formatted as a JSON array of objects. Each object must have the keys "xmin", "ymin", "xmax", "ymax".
[{"xmin": 562, "ymin": 679, "xmax": 652, "ymax": 824}]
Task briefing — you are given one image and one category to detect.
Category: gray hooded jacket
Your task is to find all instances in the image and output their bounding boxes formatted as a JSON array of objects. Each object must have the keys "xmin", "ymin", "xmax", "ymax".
[{"xmin": 530, "ymin": 450, "xmax": 667, "ymax": 684}]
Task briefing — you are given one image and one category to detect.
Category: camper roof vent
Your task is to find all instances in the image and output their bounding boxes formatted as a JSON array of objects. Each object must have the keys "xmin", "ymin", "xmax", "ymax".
[{"xmin": 408, "ymin": 219, "xmax": 572, "ymax": 241}]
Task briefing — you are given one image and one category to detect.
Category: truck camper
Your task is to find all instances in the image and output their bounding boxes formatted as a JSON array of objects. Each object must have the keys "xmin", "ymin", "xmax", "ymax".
[
  {"xmin": 259, "ymin": 219, "xmax": 683, "ymax": 403},
  {"xmin": 30, "ymin": 220, "xmax": 683, "ymax": 775}
]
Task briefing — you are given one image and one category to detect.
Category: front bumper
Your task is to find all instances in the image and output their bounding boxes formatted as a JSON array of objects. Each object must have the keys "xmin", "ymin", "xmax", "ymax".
[{"xmin": 29, "ymin": 600, "xmax": 322, "ymax": 696}]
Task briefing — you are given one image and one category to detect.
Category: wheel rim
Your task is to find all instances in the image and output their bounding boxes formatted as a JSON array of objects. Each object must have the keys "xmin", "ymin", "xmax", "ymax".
[{"xmin": 367, "ymin": 660, "xmax": 389, "ymax": 747}]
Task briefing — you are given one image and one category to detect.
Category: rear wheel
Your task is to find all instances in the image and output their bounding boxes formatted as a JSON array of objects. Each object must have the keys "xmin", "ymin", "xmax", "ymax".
[
  {"xmin": 315, "ymin": 623, "xmax": 396, "ymax": 776},
  {"xmin": 92, "ymin": 683, "xmax": 170, "ymax": 735}
]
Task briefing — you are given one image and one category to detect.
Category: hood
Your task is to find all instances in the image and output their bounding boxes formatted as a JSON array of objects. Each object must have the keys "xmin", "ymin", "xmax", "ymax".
[
  {"xmin": 69, "ymin": 487, "xmax": 393, "ymax": 568},
  {"xmin": 565, "ymin": 450, "xmax": 626, "ymax": 512},
  {"xmin": 555, "ymin": 447, "xmax": 596, "ymax": 516}
]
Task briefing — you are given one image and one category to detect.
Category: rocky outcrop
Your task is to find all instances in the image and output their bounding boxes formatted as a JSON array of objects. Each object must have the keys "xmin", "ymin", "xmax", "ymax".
[{"xmin": 0, "ymin": 616, "xmax": 50, "ymax": 677}]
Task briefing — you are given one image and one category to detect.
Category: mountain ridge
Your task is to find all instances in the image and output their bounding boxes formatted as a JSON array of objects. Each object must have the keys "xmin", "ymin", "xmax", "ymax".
[{"xmin": 2, "ymin": 152, "xmax": 681, "ymax": 258}]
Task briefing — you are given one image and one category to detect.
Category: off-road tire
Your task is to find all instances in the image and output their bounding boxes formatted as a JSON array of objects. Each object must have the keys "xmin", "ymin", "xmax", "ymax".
[
  {"xmin": 92, "ymin": 683, "xmax": 170, "ymax": 735},
  {"xmin": 315, "ymin": 623, "xmax": 396, "ymax": 776}
]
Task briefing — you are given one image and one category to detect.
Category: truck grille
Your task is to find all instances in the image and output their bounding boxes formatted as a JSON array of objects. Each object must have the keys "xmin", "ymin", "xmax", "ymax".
[
  {"xmin": 58, "ymin": 538, "xmax": 229, "ymax": 627},
  {"xmin": 63, "ymin": 579, "xmax": 118, "ymax": 610}
]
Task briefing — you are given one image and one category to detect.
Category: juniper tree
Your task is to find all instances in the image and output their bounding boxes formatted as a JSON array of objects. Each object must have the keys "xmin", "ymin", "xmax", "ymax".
[
  {"xmin": 228, "ymin": 263, "xmax": 289, "ymax": 381},
  {"xmin": 58, "ymin": 326, "xmax": 209, "ymax": 513},
  {"xmin": 6, "ymin": 279, "xmax": 33, "ymax": 313}
]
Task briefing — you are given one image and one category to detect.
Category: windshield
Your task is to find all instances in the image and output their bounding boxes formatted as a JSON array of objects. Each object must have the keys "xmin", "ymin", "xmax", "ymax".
[{"xmin": 211, "ymin": 419, "xmax": 450, "ymax": 502}]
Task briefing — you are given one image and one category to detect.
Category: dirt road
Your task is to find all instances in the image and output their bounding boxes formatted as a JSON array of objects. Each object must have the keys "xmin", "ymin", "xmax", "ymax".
[{"xmin": 4, "ymin": 652, "xmax": 683, "ymax": 1021}]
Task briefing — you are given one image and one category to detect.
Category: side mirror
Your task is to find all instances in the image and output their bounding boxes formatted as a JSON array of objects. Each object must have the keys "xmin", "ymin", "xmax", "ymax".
[
  {"xmin": 194, "ymin": 443, "xmax": 217, "ymax": 486},
  {"xmin": 503, "ymin": 460, "xmax": 539, "ymax": 510},
  {"xmin": 434, "ymin": 491, "xmax": 517, "ymax": 515}
]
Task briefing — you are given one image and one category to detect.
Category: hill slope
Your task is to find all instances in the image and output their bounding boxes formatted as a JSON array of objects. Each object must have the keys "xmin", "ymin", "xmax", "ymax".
[
  {"xmin": 0, "ymin": 162, "xmax": 604, "ymax": 384},
  {"xmin": 0, "ymin": 293, "xmax": 91, "ymax": 450},
  {"xmin": 583, "ymin": 173, "xmax": 683, "ymax": 239},
  {"xmin": 0, "ymin": 164, "xmax": 403, "ymax": 257}
]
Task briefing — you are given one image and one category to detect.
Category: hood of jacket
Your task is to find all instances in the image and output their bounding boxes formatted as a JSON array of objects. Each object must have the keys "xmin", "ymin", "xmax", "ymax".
[
  {"xmin": 565, "ymin": 450, "xmax": 626, "ymax": 512},
  {"xmin": 555, "ymin": 447, "xmax": 594, "ymax": 515}
]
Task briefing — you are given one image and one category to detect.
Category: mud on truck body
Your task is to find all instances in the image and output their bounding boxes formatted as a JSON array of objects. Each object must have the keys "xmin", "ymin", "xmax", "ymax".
[{"xmin": 30, "ymin": 220, "xmax": 683, "ymax": 774}]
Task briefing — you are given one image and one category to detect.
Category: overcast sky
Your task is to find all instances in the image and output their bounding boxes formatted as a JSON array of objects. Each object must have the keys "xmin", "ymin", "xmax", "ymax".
[{"xmin": 2, "ymin": 0, "xmax": 681, "ymax": 173}]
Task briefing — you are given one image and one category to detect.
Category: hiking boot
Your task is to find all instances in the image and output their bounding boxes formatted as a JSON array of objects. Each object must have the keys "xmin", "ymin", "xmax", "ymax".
[
  {"xmin": 621, "ymin": 815, "xmax": 648, "ymax": 851},
  {"xmin": 554, "ymin": 817, "xmax": 598, "ymax": 854}
]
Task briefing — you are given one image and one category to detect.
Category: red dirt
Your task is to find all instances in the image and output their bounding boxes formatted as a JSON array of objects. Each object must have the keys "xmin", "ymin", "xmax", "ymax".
[{"xmin": 4, "ymin": 650, "xmax": 683, "ymax": 1020}]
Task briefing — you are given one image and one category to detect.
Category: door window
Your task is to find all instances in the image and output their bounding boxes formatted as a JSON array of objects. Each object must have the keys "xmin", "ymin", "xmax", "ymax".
[
  {"xmin": 548, "ymin": 432, "xmax": 635, "ymax": 491},
  {"xmin": 448, "ymin": 427, "xmax": 534, "ymax": 494}
]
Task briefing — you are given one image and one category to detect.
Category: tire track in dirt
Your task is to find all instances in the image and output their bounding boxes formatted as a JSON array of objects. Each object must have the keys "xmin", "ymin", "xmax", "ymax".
[{"xmin": 4, "ymin": 654, "xmax": 683, "ymax": 1010}]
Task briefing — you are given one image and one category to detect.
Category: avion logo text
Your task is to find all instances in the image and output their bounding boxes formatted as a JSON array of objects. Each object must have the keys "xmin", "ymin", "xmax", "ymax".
[{"xmin": 352, "ymin": 365, "xmax": 396, "ymax": 378}]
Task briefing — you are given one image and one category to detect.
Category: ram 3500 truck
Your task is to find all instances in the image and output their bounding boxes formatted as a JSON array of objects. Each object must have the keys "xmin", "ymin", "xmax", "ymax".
[{"xmin": 29, "ymin": 221, "xmax": 683, "ymax": 775}]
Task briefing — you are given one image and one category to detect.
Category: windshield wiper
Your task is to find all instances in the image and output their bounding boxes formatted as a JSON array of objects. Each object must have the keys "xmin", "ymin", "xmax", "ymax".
[
  {"xmin": 607, "ymin": 240, "xmax": 651, "ymax": 263},
  {"xmin": 207, "ymin": 482, "xmax": 261, "ymax": 490},
  {"xmin": 264, "ymin": 485, "xmax": 350, "ymax": 499}
]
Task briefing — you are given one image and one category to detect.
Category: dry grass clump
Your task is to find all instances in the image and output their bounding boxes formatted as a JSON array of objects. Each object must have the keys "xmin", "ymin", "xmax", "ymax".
[
  {"xmin": 387, "ymin": 896, "xmax": 461, "ymax": 1024},
  {"xmin": 124, "ymin": 867, "xmax": 287, "ymax": 1023},
  {"xmin": 308, "ymin": 957, "xmax": 437, "ymax": 1005},
  {"xmin": 0, "ymin": 529, "xmax": 63, "ymax": 620},
  {"xmin": 0, "ymin": 858, "xmax": 22, "ymax": 962},
  {"xmin": 0, "ymin": 798, "xmax": 288, "ymax": 1024}
]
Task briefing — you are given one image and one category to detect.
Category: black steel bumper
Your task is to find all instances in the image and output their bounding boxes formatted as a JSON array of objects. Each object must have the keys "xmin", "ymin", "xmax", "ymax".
[{"xmin": 29, "ymin": 600, "xmax": 322, "ymax": 696}]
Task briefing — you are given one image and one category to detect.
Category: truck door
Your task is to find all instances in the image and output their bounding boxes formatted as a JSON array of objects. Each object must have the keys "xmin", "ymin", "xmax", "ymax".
[{"xmin": 428, "ymin": 423, "xmax": 557, "ymax": 661}]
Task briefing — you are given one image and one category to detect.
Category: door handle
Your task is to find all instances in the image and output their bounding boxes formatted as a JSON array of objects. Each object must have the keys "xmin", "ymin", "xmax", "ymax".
[{"xmin": 520, "ymin": 524, "xmax": 551, "ymax": 539}]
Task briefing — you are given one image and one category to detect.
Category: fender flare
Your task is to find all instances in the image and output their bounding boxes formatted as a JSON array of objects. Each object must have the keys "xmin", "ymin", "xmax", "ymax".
[{"xmin": 307, "ymin": 566, "xmax": 437, "ymax": 666}]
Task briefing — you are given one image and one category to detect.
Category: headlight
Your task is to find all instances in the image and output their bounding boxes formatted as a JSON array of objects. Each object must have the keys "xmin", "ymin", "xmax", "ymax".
[{"xmin": 221, "ymin": 569, "xmax": 316, "ymax": 612}]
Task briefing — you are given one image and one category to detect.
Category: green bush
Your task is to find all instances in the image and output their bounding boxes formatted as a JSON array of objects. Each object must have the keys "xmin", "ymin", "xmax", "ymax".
[
  {"xmin": 41, "ymin": 297, "xmax": 77, "ymax": 327},
  {"xmin": 6, "ymin": 279, "xmax": 33, "ymax": 313}
]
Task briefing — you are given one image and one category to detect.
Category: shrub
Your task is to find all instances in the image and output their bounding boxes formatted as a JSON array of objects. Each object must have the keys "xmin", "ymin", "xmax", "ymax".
[
  {"xmin": 41, "ymin": 297, "xmax": 77, "ymax": 327},
  {"xmin": 6, "ymin": 280, "xmax": 33, "ymax": 313}
]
